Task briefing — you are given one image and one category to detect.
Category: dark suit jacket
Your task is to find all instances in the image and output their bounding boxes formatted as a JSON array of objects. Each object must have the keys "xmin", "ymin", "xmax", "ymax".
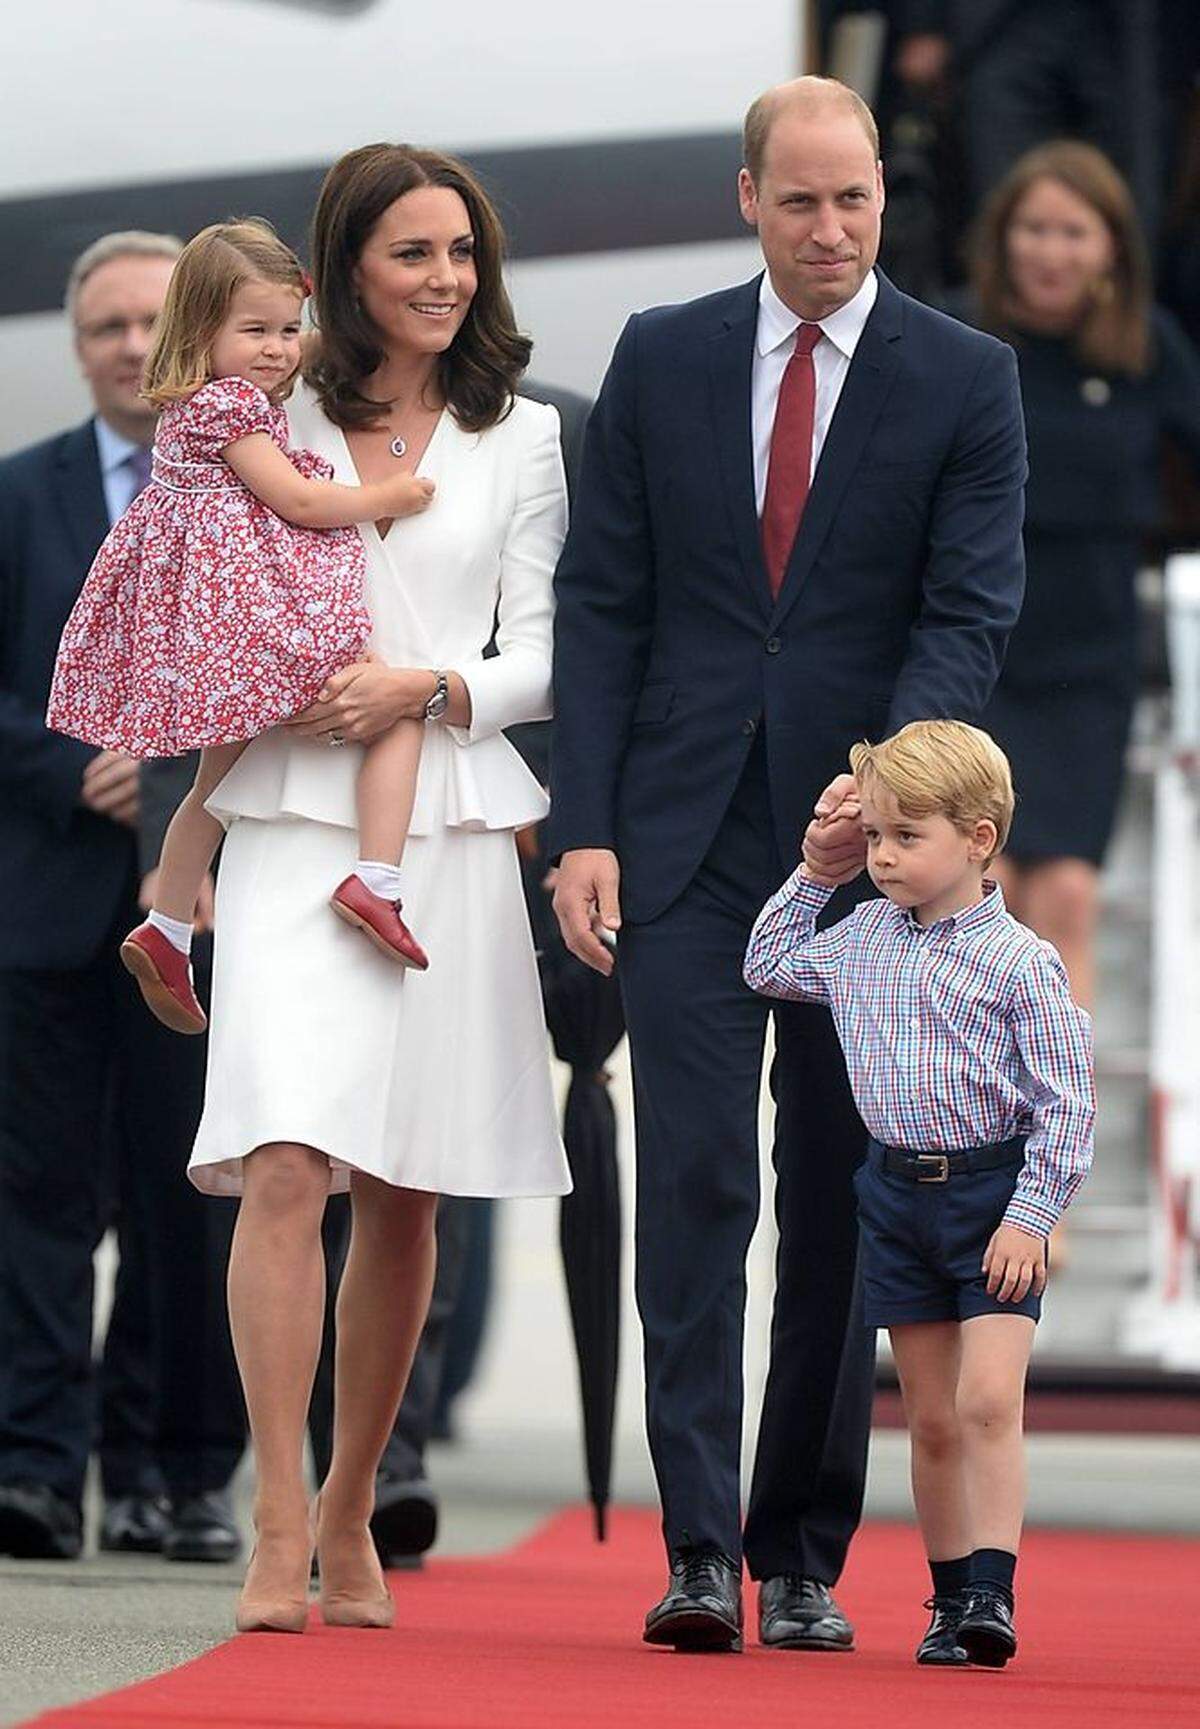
[
  {"xmin": 548, "ymin": 271, "xmax": 1027, "ymax": 924},
  {"xmin": 0, "ymin": 419, "xmax": 144, "ymax": 969}
]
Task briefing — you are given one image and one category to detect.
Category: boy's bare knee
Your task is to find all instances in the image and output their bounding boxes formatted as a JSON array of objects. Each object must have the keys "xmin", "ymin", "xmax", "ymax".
[
  {"xmin": 907, "ymin": 1403, "xmax": 961, "ymax": 1459},
  {"xmin": 956, "ymin": 1381, "xmax": 1021, "ymax": 1437}
]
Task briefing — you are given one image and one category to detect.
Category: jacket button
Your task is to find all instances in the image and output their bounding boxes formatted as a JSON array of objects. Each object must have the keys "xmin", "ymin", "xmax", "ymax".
[
  {"xmin": 765, "ymin": 636, "xmax": 782, "ymax": 654},
  {"xmin": 742, "ymin": 718, "xmax": 757, "ymax": 737}
]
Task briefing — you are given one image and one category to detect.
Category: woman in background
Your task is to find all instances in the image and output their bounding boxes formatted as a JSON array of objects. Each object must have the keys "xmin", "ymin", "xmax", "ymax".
[{"xmin": 970, "ymin": 141, "xmax": 1200, "ymax": 1018}]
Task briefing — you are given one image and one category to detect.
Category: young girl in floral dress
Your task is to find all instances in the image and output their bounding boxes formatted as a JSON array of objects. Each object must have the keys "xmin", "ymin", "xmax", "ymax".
[{"xmin": 49, "ymin": 220, "xmax": 437, "ymax": 1033}]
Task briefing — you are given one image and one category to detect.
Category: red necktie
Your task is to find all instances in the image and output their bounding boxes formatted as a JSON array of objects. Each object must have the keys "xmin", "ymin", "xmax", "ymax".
[{"xmin": 761, "ymin": 323, "xmax": 821, "ymax": 599}]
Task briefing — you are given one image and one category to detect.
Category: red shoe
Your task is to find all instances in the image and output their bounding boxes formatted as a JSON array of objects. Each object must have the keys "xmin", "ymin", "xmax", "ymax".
[
  {"xmin": 330, "ymin": 876, "xmax": 429, "ymax": 969},
  {"xmin": 119, "ymin": 923, "xmax": 207, "ymax": 1034}
]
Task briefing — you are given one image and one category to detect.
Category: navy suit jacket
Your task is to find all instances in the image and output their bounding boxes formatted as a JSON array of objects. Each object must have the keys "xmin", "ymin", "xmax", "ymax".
[
  {"xmin": 548, "ymin": 271, "xmax": 1027, "ymax": 923},
  {"xmin": 0, "ymin": 420, "xmax": 140, "ymax": 969}
]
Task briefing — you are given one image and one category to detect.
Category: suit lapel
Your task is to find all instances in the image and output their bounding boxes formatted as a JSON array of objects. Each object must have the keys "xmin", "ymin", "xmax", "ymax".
[
  {"xmin": 52, "ymin": 420, "xmax": 109, "ymax": 572},
  {"xmin": 707, "ymin": 278, "xmax": 773, "ymax": 621},
  {"xmin": 771, "ymin": 275, "xmax": 905, "ymax": 627}
]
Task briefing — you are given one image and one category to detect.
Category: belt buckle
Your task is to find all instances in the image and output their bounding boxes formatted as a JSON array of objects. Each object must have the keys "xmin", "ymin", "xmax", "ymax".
[{"xmin": 915, "ymin": 1154, "xmax": 949, "ymax": 1184}]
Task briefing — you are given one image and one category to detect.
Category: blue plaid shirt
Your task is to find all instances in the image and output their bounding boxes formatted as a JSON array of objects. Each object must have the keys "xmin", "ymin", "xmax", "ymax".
[{"xmin": 744, "ymin": 873, "xmax": 1094, "ymax": 1238}]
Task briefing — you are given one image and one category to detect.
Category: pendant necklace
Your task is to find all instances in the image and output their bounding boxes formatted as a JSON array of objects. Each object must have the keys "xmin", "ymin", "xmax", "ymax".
[{"xmin": 389, "ymin": 434, "xmax": 407, "ymax": 458}]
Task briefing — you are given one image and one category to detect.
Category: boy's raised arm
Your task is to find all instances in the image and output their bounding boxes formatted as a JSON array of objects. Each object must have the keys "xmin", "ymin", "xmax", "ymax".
[{"xmin": 743, "ymin": 865, "xmax": 850, "ymax": 1004}]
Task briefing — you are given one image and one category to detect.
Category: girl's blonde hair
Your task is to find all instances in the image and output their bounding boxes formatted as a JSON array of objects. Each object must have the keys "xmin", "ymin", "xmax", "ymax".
[
  {"xmin": 141, "ymin": 218, "xmax": 307, "ymax": 408},
  {"xmin": 849, "ymin": 720, "xmax": 1015, "ymax": 861}
]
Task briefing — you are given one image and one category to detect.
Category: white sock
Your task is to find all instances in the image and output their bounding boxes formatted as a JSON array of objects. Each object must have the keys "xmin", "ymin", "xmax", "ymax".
[
  {"xmin": 148, "ymin": 909, "xmax": 193, "ymax": 954},
  {"xmin": 354, "ymin": 859, "xmax": 405, "ymax": 901}
]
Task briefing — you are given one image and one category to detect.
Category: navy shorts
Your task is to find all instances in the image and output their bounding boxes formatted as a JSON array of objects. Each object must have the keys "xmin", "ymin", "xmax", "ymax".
[{"xmin": 853, "ymin": 1139, "xmax": 1043, "ymax": 1328}]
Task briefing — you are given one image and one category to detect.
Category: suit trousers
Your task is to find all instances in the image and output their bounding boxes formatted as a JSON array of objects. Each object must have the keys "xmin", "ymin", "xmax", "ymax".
[
  {"xmin": 617, "ymin": 737, "xmax": 875, "ymax": 1582},
  {"xmin": 0, "ymin": 884, "xmax": 244, "ymax": 1507}
]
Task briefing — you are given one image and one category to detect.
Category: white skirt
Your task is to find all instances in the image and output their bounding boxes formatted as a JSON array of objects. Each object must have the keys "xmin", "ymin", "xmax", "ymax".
[{"xmin": 189, "ymin": 814, "xmax": 571, "ymax": 1199}]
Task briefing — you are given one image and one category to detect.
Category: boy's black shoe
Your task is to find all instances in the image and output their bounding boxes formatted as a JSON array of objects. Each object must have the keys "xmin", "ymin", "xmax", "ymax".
[
  {"xmin": 957, "ymin": 1585, "xmax": 1018, "ymax": 1667},
  {"xmin": 643, "ymin": 1544, "xmax": 743, "ymax": 1652},
  {"xmin": 915, "ymin": 1594, "xmax": 969, "ymax": 1665}
]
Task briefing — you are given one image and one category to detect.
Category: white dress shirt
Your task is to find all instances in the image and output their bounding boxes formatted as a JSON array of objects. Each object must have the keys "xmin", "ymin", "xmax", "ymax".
[
  {"xmin": 751, "ymin": 269, "xmax": 879, "ymax": 515},
  {"xmin": 93, "ymin": 416, "xmax": 147, "ymax": 527}
]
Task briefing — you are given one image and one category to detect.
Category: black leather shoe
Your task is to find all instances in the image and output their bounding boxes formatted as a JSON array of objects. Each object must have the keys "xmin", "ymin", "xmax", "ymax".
[
  {"xmin": 643, "ymin": 1545, "xmax": 743, "ymax": 1652},
  {"xmin": 758, "ymin": 1575, "xmax": 854, "ymax": 1650},
  {"xmin": 370, "ymin": 1472, "xmax": 438, "ymax": 1569},
  {"xmin": 957, "ymin": 1585, "xmax": 1017, "ymax": 1667},
  {"xmin": 915, "ymin": 1594, "xmax": 969, "ymax": 1665},
  {"xmin": 100, "ymin": 1494, "xmax": 171, "ymax": 1554},
  {"xmin": 162, "ymin": 1490, "xmax": 243, "ymax": 1563},
  {"xmin": 0, "ymin": 1482, "xmax": 83, "ymax": 1560}
]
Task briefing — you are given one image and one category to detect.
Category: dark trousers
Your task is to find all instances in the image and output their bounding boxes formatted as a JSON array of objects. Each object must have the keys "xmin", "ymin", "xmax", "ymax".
[
  {"xmin": 0, "ymin": 888, "xmax": 244, "ymax": 1507},
  {"xmin": 310, "ymin": 1194, "xmax": 473, "ymax": 1484},
  {"xmin": 964, "ymin": 0, "xmax": 1160, "ymax": 243},
  {"xmin": 618, "ymin": 740, "xmax": 875, "ymax": 1582}
]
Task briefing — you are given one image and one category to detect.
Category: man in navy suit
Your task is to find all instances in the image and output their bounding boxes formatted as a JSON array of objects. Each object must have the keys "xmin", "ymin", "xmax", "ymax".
[
  {"xmin": 0, "ymin": 234, "xmax": 243, "ymax": 1562},
  {"xmin": 550, "ymin": 77, "xmax": 1026, "ymax": 1652}
]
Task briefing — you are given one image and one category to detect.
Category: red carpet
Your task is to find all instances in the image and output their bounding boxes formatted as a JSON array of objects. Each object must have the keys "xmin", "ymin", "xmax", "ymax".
[{"xmin": 25, "ymin": 1509, "xmax": 1200, "ymax": 1729}]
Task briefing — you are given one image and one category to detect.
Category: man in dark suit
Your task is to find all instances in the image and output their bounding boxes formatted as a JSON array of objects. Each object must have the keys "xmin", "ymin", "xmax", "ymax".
[
  {"xmin": 550, "ymin": 77, "xmax": 1026, "ymax": 1652},
  {"xmin": 0, "ymin": 233, "xmax": 244, "ymax": 1562}
]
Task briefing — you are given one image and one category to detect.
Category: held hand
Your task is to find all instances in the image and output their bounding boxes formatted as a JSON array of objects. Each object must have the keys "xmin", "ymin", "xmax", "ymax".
[
  {"xmin": 287, "ymin": 662, "xmax": 434, "ymax": 743},
  {"xmin": 802, "ymin": 773, "xmax": 865, "ymax": 885},
  {"xmin": 81, "ymin": 750, "xmax": 140, "ymax": 828},
  {"xmin": 385, "ymin": 473, "xmax": 436, "ymax": 518},
  {"xmin": 982, "ymin": 1223, "xmax": 1048, "ymax": 1304},
  {"xmin": 552, "ymin": 848, "xmax": 621, "ymax": 976}
]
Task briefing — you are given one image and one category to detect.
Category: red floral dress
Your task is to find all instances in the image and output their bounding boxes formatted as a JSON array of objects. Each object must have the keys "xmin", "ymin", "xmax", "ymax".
[{"xmin": 47, "ymin": 377, "xmax": 371, "ymax": 756}]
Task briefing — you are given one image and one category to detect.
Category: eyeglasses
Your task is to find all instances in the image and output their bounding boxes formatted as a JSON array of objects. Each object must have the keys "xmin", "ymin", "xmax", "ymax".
[{"xmin": 76, "ymin": 314, "xmax": 159, "ymax": 344}]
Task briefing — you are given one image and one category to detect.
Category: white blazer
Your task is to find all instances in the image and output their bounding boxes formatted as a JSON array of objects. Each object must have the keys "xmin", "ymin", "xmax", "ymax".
[{"xmin": 208, "ymin": 384, "xmax": 566, "ymax": 836}]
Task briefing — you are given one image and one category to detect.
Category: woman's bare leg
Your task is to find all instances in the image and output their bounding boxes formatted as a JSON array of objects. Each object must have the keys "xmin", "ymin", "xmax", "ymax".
[
  {"xmin": 227, "ymin": 1141, "xmax": 329, "ymax": 1623},
  {"xmin": 356, "ymin": 721, "xmax": 423, "ymax": 867},
  {"xmin": 317, "ymin": 1176, "xmax": 438, "ymax": 1619},
  {"xmin": 154, "ymin": 741, "xmax": 247, "ymax": 920}
]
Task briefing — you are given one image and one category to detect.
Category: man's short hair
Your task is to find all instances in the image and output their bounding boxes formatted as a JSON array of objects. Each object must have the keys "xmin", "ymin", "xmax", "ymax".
[
  {"xmin": 850, "ymin": 720, "xmax": 1015, "ymax": 858},
  {"xmin": 742, "ymin": 76, "xmax": 880, "ymax": 184},
  {"xmin": 65, "ymin": 231, "xmax": 184, "ymax": 322}
]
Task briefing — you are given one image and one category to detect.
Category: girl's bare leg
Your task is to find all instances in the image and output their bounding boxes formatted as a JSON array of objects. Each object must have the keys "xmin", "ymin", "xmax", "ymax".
[
  {"xmin": 153, "ymin": 742, "xmax": 247, "ymax": 921},
  {"xmin": 956, "ymin": 1314, "xmax": 1036, "ymax": 1554},
  {"xmin": 890, "ymin": 1321, "xmax": 972, "ymax": 1562},
  {"xmin": 356, "ymin": 721, "xmax": 423, "ymax": 867},
  {"xmin": 227, "ymin": 1142, "xmax": 329, "ymax": 1623},
  {"xmin": 317, "ymin": 1176, "xmax": 438, "ymax": 1619}
]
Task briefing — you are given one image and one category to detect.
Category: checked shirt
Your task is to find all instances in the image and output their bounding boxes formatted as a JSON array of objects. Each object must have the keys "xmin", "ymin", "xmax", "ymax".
[{"xmin": 744, "ymin": 873, "xmax": 1094, "ymax": 1238}]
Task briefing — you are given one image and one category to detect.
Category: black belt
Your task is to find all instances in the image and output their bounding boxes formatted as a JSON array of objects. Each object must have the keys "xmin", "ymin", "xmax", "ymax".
[{"xmin": 872, "ymin": 1136, "xmax": 1027, "ymax": 1185}]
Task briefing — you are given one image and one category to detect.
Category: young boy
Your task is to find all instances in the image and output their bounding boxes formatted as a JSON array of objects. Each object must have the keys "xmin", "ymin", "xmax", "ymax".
[{"xmin": 743, "ymin": 720, "xmax": 1094, "ymax": 1669}]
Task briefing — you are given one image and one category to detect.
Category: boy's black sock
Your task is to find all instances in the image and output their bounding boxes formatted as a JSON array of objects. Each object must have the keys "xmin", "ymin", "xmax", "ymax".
[
  {"xmin": 929, "ymin": 1555, "xmax": 972, "ymax": 1598},
  {"xmin": 969, "ymin": 1547, "xmax": 1016, "ymax": 1607}
]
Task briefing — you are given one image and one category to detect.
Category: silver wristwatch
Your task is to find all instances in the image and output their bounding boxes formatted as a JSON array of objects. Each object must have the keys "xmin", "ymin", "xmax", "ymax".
[{"xmin": 424, "ymin": 669, "xmax": 450, "ymax": 722}]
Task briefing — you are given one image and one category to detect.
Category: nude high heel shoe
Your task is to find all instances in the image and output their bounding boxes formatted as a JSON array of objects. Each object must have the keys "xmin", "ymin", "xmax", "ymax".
[
  {"xmin": 314, "ymin": 1493, "xmax": 395, "ymax": 1629},
  {"xmin": 235, "ymin": 1521, "xmax": 314, "ymax": 1634}
]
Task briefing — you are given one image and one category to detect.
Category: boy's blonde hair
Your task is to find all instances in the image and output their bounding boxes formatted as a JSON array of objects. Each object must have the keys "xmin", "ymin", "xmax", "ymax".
[
  {"xmin": 849, "ymin": 719, "xmax": 1015, "ymax": 861},
  {"xmin": 141, "ymin": 218, "xmax": 307, "ymax": 408}
]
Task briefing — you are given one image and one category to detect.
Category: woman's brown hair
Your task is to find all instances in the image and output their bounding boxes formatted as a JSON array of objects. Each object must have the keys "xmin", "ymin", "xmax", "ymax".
[
  {"xmin": 141, "ymin": 219, "xmax": 307, "ymax": 407},
  {"xmin": 970, "ymin": 140, "xmax": 1153, "ymax": 376},
  {"xmin": 305, "ymin": 143, "xmax": 530, "ymax": 433}
]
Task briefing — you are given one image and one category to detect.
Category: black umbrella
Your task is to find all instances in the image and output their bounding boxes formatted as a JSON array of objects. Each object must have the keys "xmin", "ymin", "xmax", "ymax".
[{"xmin": 518, "ymin": 824, "xmax": 625, "ymax": 1540}]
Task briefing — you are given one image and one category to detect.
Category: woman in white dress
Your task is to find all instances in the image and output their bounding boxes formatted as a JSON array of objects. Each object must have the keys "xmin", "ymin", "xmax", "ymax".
[{"xmin": 187, "ymin": 144, "xmax": 571, "ymax": 1633}]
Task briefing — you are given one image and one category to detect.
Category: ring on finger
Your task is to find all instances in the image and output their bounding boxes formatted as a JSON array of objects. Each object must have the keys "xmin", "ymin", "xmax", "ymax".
[{"xmin": 329, "ymin": 730, "xmax": 346, "ymax": 748}]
